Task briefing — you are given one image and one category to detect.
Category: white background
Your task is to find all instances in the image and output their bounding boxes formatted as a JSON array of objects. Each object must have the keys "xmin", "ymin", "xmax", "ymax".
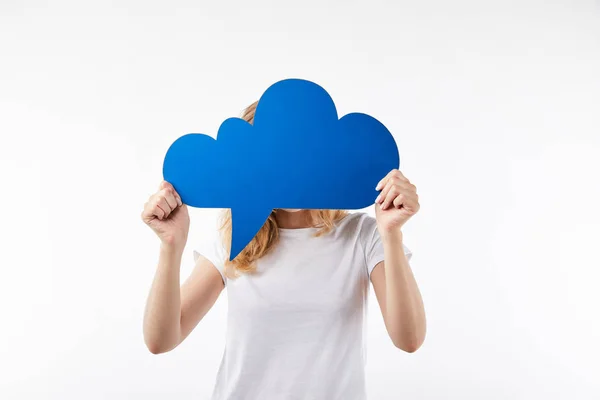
[{"xmin": 1, "ymin": 1, "xmax": 599, "ymax": 399}]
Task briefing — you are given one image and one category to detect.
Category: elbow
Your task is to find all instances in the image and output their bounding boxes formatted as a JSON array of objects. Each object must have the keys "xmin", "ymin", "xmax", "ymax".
[
  {"xmin": 394, "ymin": 339, "xmax": 422, "ymax": 353},
  {"xmin": 145, "ymin": 340, "xmax": 168, "ymax": 355},
  {"xmin": 390, "ymin": 330, "xmax": 426, "ymax": 353},
  {"xmin": 144, "ymin": 336, "xmax": 168, "ymax": 354},
  {"xmin": 144, "ymin": 333, "xmax": 178, "ymax": 355},
  {"xmin": 143, "ymin": 320, "xmax": 182, "ymax": 355}
]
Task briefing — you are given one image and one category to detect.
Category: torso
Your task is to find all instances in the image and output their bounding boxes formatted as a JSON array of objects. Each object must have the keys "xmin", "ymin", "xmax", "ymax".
[{"xmin": 200, "ymin": 212, "xmax": 385, "ymax": 400}]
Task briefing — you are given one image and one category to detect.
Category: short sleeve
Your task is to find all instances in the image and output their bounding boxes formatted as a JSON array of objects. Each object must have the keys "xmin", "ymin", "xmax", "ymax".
[
  {"xmin": 193, "ymin": 239, "xmax": 228, "ymax": 287},
  {"xmin": 361, "ymin": 214, "xmax": 413, "ymax": 276}
]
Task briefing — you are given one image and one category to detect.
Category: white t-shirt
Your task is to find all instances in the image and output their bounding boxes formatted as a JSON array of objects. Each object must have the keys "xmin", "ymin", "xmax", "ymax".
[{"xmin": 193, "ymin": 212, "xmax": 412, "ymax": 400}]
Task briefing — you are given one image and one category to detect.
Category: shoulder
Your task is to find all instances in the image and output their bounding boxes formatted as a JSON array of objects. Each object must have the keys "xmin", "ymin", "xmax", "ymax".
[
  {"xmin": 337, "ymin": 211, "xmax": 377, "ymax": 233},
  {"xmin": 193, "ymin": 237, "xmax": 228, "ymax": 286},
  {"xmin": 335, "ymin": 212, "xmax": 378, "ymax": 246},
  {"xmin": 338, "ymin": 212, "xmax": 412, "ymax": 260}
]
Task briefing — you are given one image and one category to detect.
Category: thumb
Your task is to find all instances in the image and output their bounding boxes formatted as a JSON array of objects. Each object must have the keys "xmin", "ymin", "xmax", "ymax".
[{"xmin": 159, "ymin": 180, "xmax": 173, "ymax": 191}]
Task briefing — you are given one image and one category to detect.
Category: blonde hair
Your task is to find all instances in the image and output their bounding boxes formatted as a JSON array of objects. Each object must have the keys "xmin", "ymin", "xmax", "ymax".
[{"xmin": 219, "ymin": 101, "xmax": 348, "ymax": 278}]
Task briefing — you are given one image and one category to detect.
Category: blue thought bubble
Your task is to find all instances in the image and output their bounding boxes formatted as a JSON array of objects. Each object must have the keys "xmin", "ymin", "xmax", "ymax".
[{"xmin": 163, "ymin": 79, "xmax": 400, "ymax": 260}]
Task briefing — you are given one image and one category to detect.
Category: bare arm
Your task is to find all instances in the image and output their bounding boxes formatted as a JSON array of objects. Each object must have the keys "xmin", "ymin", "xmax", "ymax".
[
  {"xmin": 141, "ymin": 180, "xmax": 224, "ymax": 354},
  {"xmin": 372, "ymin": 169, "xmax": 426, "ymax": 352},
  {"xmin": 370, "ymin": 232, "xmax": 426, "ymax": 352},
  {"xmin": 143, "ymin": 246, "xmax": 223, "ymax": 354},
  {"xmin": 179, "ymin": 254, "xmax": 224, "ymax": 344}
]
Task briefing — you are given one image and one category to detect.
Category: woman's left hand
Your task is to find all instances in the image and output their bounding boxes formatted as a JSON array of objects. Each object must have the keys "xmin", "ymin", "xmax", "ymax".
[{"xmin": 374, "ymin": 169, "xmax": 420, "ymax": 234}]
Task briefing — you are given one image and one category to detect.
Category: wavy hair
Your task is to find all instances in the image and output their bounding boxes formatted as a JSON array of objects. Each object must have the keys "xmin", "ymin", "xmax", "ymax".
[{"xmin": 219, "ymin": 101, "xmax": 347, "ymax": 278}]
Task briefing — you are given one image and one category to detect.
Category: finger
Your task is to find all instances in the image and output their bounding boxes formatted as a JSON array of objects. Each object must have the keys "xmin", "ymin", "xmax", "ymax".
[
  {"xmin": 141, "ymin": 202, "xmax": 157, "ymax": 222},
  {"xmin": 376, "ymin": 169, "xmax": 408, "ymax": 192},
  {"xmin": 172, "ymin": 189, "xmax": 183, "ymax": 206},
  {"xmin": 375, "ymin": 169, "xmax": 397, "ymax": 191},
  {"xmin": 376, "ymin": 176, "xmax": 408, "ymax": 204},
  {"xmin": 396, "ymin": 170, "xmax": 410, "ymax": 183},
  {"xmin": 162, "ymin": 188, "xmax": 178, "ymax": 210},
  {"xmin": 381, "ymin": 187, "xmax": 401, "ymax": 210},
  {"xmin": 159, "ymin": 180, "xmax": 177, "ymax": 191},
  {"xmin": 161, "ymin": 182, "xmax": 182, "ymax": 206},
  {"xmin": 154, "ymin": 205, "xmax": 166, "ymax": 220},
  {"xmin": 147, "ymin": 199, "xmax": 166, "ymax": 220},
  {"xmin": 156, "ymin": 196, "xmax": 173, "ymax": 218},
  {"xmin": 399, "ymin": 197, "xmax": 419, "ymax": 214},
  {"xmin": 393, "ymin": 195, "xmax": 404, "ymax": 209},
  {"xmin": 155, "ymin": 204, "xmax": 167, "ymax": 220},
  {"xmin": 375, "ymin": 180, "xmax": 391, "ymax": 204}
]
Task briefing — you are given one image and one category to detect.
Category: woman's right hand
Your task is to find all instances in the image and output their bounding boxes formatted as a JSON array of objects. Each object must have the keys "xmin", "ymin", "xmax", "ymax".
[{"xmin": 141, "ymin": 180, "xmax": 190, "ymax": 249}]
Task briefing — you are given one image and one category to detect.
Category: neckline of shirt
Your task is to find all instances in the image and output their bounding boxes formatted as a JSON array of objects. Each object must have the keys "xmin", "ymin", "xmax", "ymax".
[
  {"xmin": 277, "ymin": 212, "xmax": 357, "ymax": 238},
  {"xmin": 278, "ymin": 226, "xmax": 320, "ymax": 238}
]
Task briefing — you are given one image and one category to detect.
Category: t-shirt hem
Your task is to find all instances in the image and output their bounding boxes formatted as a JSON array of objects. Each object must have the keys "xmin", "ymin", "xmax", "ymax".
[{"xmin": 368, "ymin": 257, "xmax": 386, "ymax": 276}]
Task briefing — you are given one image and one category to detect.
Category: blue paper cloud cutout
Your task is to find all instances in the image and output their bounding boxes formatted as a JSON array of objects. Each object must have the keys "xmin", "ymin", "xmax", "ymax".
[{"xmin": 163, "ymin": 79, "xmax": 400, "ymax": 260}]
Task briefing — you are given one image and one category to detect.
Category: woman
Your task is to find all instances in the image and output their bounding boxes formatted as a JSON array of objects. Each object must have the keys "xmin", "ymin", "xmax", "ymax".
[{"xmin": 142, "ymin": 102, "xmax": 426, "ymax": 399}]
